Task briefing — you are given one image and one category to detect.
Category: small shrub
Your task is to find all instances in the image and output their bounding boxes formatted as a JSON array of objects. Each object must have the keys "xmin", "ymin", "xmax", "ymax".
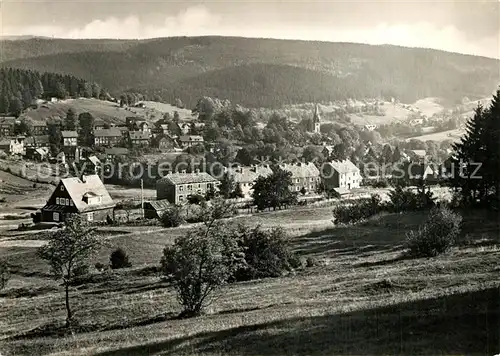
[
  {"xmin": 110, "ymin": 248, "xmax": 132, "ymax": 269},
  {"xmin": 94, "ymin": 262, "xmax": 106, "ymax": 271},
  {"xmin": 0, "ymin": 260, "xmax": 10, "ymax": 290},
  {"xmin": 332, "ymin": 194, "xmax": 382, "ymax": 225},
  {"xmin": 306, "ymin": 256, "xmax": 319, "ymax": 268},
  {"xmin": 232, "ymin": 225, "xmax": 297, "ymax": 281},
  {"xmin": 160, "ymin": 205, "xmax": 184, "ymax": 227},
  {"xmin": 405, "ymin": 206, "xmax": 462, "ymax": 258},
  {"xmin": 187, "ymin": 194, "xmax": 205, "ymax": 205}
]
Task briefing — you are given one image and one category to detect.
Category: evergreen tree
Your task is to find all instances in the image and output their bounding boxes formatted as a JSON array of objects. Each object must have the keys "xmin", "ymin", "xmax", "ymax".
[
  {"xmin": 78, "ymin": 112, "xmax": 95, "ymax": 147},
  {"xmin": 450, "ymin": 89, "xmax": 500, "ymax": 205},
  {"xmin": 65, "ymin": 108, "xmax": 77, "ymax": 131},
  {"xmin": 219, "ymin": 172, "xmax": 237, "ymax": 199}
]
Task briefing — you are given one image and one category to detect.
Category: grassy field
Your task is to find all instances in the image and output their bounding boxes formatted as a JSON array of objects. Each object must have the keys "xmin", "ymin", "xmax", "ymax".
[
  {"xmin": 20, "ymin": 98, "xmax": 196, "ymax": 126},
  {"xmin": 0, "ymin": 206, "xmax": 499, "ymax": 356},
  {"xmin": 406, "ymin": 128, "xmax": 465, "ymax": 143}
]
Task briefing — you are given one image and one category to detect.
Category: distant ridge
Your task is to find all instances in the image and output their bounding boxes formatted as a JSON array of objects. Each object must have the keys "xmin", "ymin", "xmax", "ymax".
[{"xmin": 1, "ymin": 36, "xmax": 499, "ymax": 108}]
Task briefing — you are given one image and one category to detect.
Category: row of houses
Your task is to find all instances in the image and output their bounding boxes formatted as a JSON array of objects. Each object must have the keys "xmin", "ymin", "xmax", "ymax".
[
  {"xmin": 156, "ymin": 160, "xmax": 362, "ymax": 205},
  {"xmin": 38, "ymin": 159, "xmax": 361, "ymax": 224}
]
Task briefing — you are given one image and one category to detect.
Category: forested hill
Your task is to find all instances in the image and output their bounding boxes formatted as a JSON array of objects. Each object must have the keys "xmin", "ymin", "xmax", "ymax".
[
  {"xmin": 0, "ymin": 67, "xmax": 108, "ymax": 115},
  {"xmin": 1, "ymin": 36, "xmax": 499, "ymax": 108}
]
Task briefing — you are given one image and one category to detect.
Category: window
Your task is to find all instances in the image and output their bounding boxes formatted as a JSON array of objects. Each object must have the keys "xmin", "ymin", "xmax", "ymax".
[
  {"xmin": 65, "ymin": 198, "xmax": 70, "ymax": 206},
  {"xmin": 179, "ymin": 185, "xmax": 184, "ymax": 192},
  {"xmin": 295, "ymin": 178, "xmax": 300, "ymax": 183},
  {"xmin": 296, "ymin": 186, "xmax": 300, "ymax": 191},
  {"xmin": 178, "ymin": 195, "xmax": 184, "ymax": 202},
  {"xmin": 70, "ymin": 200, "xmax": 74, "ymax": 206},
  {"xmin": 87, "ymin": 212, "xmax": 93, "ymax": 221},
  {"xmin": 53, "ymin": 212, "xmax": 60, "ymax": 222},
  {"xmin": 310, "ymin": 178, "xmax": 314, "ymax": 182},
  {"xmin": 198, "ymin": 184, "xmax": 201, "ymax": 188},
  {"xmin": 207, "ymin": 183, "xmax": 213, "ymax": 189},
  {"xmin": 60, "ymin": 185, "xmax": 65, "ymax": 192},
  {"xmin": 56, "ymin": 197, "xmax": 60, "ymax": 205},
  {"xmin": 187, "ymin": 185, "xmax": 192, "ymax": 190}
]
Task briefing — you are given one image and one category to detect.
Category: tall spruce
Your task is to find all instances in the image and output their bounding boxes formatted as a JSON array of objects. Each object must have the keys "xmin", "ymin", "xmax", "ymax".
[{"xmin": 450, "ymin": 89, "xmax": 500, "ymax": 205}]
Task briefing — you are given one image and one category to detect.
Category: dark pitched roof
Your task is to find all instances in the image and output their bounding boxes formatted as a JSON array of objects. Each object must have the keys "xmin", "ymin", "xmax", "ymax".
[
  {"xmin": 94, "ymin": 128, "xmax": 122, "ymax": 137},
  {"xmin": 279, "ymin": 162, "xmax": 320, "ymax": 178},
  {"xmin": 61, "ymin": 130, "xmax": 78, "ymax": 138},
  {"xmin": 158, "ymin": 172, "xmax": 217, "ymax": 185}
]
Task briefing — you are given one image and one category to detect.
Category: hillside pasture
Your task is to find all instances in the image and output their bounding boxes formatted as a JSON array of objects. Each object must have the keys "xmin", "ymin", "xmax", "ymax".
[
  {"xmin": 0, "ymin": 208, "xmax": 498, "ymax": 355},
  {"xmin": 406, "ymin": 128, "xmax": 465, "ymax": 143}
]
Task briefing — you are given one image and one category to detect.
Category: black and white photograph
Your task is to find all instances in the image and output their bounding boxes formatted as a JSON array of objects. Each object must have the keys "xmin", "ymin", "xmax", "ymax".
[{"xmin": 0, "ymin": 0, "xmax": 499, "ymax": 355}]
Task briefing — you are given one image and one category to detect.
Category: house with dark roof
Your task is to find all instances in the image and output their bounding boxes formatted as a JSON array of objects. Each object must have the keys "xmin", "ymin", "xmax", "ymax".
[
  {"xmin": 179, "ymin": 135, "xmax": 204, "ymax": 148},
  {"xmin": 322, "ymin": 159, "xmax": 361, "ymax": 191},
  {"xmin": 41, "ymin": 175, "xmax": 115, "ymax": 223},
  {"xmin": 94, "ymin": 128, "xmax": 122, "ymax": 147},
  {"xmin": 279, "ymin": 162, "xmax": 321, "ymax": 194},
  {"xmin": 25, "ymin": 147, "xmax": 49, "ymax": 161},
  {"xmin": 225, "ymin": 164, "xmax": 273, "ymax": 199},
  {"xmin": 154, "ymin": 135, "xmax": 177, "ymax": 152},
  {"xmin": 129, "ymin": 131, "xmax": 150, "ymax": 147},
  {"xmin": 156, "ymin": 172, "xmax": 219, "ymax": 204}
]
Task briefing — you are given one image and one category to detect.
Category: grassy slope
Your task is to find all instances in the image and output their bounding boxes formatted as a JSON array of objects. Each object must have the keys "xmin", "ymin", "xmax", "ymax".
[{"xmin": 0, "ymin": 208, "xmax": 499, "ymax": 355}]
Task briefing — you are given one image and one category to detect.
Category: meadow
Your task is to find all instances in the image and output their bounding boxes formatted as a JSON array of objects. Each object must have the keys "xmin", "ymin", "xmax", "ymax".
[{"xmin": 0, "ymin": 205, "xmax": 499, "ymax": 356}]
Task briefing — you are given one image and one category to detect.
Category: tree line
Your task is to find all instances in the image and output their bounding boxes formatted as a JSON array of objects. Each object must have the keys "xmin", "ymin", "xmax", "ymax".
[{"xmin": 0, "ymin": 67, "xmax": 108, "ymax": 116}]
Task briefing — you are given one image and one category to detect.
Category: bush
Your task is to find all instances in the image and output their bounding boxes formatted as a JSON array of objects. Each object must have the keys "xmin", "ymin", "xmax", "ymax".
[
  {"xmin": 387, "ymin": 185, "xmax": 436, "ymax": 213},
  {"xmin": 332, "ymin": 194, "xmax": 382, "ymax": 225},
  {"xmin": 0, "ymin": 260, "xmax": 10, "ymax": 290},
  {"xmin": 160, "ymin": 205, "xmax": 184, "ymax": 227},
  {"xmin": 160, "ymin": 222, "xmax": 245, "ymax": 317},
  {"xmin": 306, "ymin": 256, "xmax": 319, "ymax": 267},
  {"xmin": 232, "ymin": 225, "xmax": 298, "ymax": 281},
  {"xmin": 110, "ymin": 248, "xmax": 132, "ymax": 269},
  {"xmin": 405, "ymin": 206, "xmax": 462, "ymax": 258},
  {"xmin": 187, "ymin": 194, "xmax": 205, "ymax": 205}
]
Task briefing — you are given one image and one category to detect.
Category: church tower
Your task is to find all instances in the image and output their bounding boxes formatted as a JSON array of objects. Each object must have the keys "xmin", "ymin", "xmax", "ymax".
[{"xmin": 312, "ymin": 104, "xmax": 321, "ymax": 133}]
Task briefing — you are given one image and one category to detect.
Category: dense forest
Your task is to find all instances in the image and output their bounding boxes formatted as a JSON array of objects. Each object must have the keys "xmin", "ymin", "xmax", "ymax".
[
  {"xmin": 0, "ymin": 67, "xmax": 108, "ymax": 115},
  {"xmin": 1, "ymin": 36, "xmax": 498, "ymax": 109}
]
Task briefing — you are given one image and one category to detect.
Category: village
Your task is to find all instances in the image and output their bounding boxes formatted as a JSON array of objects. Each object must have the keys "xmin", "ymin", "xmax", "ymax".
[{"xmin": 0, "ymin": 98, "xmax": 455, "ymax": 229}]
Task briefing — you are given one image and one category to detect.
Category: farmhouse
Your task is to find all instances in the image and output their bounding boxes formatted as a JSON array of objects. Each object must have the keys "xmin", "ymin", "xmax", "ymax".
[
  {"xmin": 154, "ymin": 135, "xmax": 177, "ymax": 152},
  {"xmin": 156, "ymin": 171, "xmax": 219, "ymax": 204},
  {"xmin": 94, "ymin": 128, "xmax": 122, "ymax": 147},
  {"xmin": 279, "ymin": 162, "xmax": 321, "ymax": 194},
  {"xmin": 61, "ymin": 130, "xmax": 78, "ymax": 147},
  {"xmin": 179, "ymin": 135, "xmax": 204, "ymax": 148},
  {"xmin": 129, "ymin": 131, "xmax": 150, "ymax": 147},
  {"xmin": 41, "ymin": 175, "xmax": 115, "ymax": 223},
  {"xmin": 29, "ymin": 120, "xmax": 48, "ymax": 136},
  {"xmin": 322, "ymin": 159, "xmax": 361, "ymax": 191},
  {"xmin": 0, "ymin": 137, "xmax": 24, "ymax": 155},
  {"xmin": 0, "ymin": 117, "xmax": 16, "ymax": 136},
  {"xmin": 25, "ymin": 147, "xmax": 49, "ymax": 161}
]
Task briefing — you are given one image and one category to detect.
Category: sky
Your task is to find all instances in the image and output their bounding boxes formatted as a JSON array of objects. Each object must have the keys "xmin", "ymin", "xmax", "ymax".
[{"xmin": 0, "ymin": 0, "xmax": 499, "ymax": 58}]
